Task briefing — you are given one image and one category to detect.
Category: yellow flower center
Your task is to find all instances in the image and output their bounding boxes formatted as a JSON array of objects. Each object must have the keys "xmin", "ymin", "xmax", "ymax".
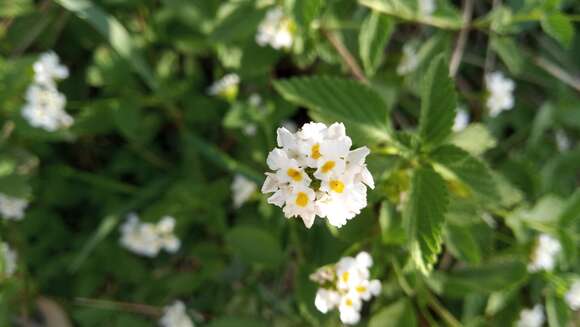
[
  {"xmin": 321, "ymin": 161, "xmax": 335, "ymax": 173},
  {"xmin": 341, "ymin": 271, "xmax": 350, "ymax": 283},
  {"xmin": 295, "ymin": 192, "xmax": 309, "ymax": 207},
  {"xmin": 356, "ymin": 286, "xmax": 367, "ymax": 293},
  {"xmin": 346, "ymin": 298, "xmax": 353, "ymax": 307},
  {"xmin": 329, "ymin": 180, "xmax": 345, "ymax": 193},
  {"xmin": 287, "ymin": 168, "xmax": 302, "ymax": 182},
  {"xmin": 311, "ymin": 144, "xmax": 321, "ymax": 160}
]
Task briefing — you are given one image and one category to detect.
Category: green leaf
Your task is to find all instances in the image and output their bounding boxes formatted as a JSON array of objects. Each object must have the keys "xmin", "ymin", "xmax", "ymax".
[
  {"xmin": 210, "ymin": 2, "xmax": 266, "ymax": 43},
  {"xmin": 418, "ymin": 54, "xmax": 457, "ymax": 149},
  {"xmin": 225, "ymin": 226, "xmax": 283, "ymax": 267},
  {"xmin": 54, "ymin": 0, "xmax": 157, "ymax": 89},
  {"xmin": 431, "ymin": 145, "xmax": 498, "ymax": 201},
  {"xmin": 359, "ymin": 11, "xmax": 394, "ymax": 76},
  {"xmin": 546, "ymin": 291, "xmax": 570, "ymax": 327},
  {"xmin": 428, "ymin": 261, "xmax": 527, "ymax": 298},
  {"xmin": 558, "ymin": 189, "xmax": 580, "ymax": 227},
  {"xmin": 0, "ymin": 0, "xmax": 33, "ymax": 17},
  {"xmin": 404, "ymin": 167, "xmax": 449, "ymax": 275},
  {"xmin": 273, "ymin": 76, "xmax": 391, "ymax": 143},
  {"xmin": 291, "ymin": 0, "xmax": 322, "ymax": 29},
  {"xmin": 541, "ymin": 13, "xmax": 574, "ymax": 48},
  {"xmin": 490, "ymin": 36, "xmax": 524, "ymax": 75},
  {"xmin": 450, "ymin": 123, "xmax": 497, "ymax": 156},
  {"xmin": 369, "ymin": 299, "xmax": 417, "ymax": 327},
  {"xmin": 444, "ymin": 224, "xmax": 481, "ymax": 264},
  {"xmin": 0, "ymin": 174, "xmax": 31, "ymax": 198}
]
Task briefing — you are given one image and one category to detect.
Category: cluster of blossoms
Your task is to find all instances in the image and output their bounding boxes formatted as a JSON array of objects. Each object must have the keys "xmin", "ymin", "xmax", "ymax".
[
  {"xmin": 528, "ymin": 233, "xmax": 561, "ymax": 272},
  {"xmin": 565, "ymin": 281, "xmax": 580, "ymax": 310},
  {"xmin": 516, "ymin": 305, "xmax": 544, "ymax": 327},
  {"xmin": 22, "ymin": 51, "xmax": 73, "ymax": 131},
  {"xmin": 0, "ymin": 193, "xmax": 28, "ymax": 221},
  {"xmin": 256, "ymin": 7, "xmax": 294, "ymax": 50},
  {"xmin": 208, "ymin": 73, "xmax": 240, "ymax": 101},
  {"xmin": 261, "ymin": 122, "xmax": 374, "ymax": 228},
  {"xmin": 485, "ymin": 71, "xmax": 515, "ymax": 117},
  {"xmin": 231, "ymin": 174, "xmax": 257, "ymax": 208},
  {"xmin": 0, "ymin": 242, "xmax": 17, "ymax": 278},
  {"xmin": 120, "ymin": 214, "xmax": 180, "ymax": 257},
  {"xmin": 311, "ymin": 252, "xmax": 381, "ymax": 324},
  {"xmin": 160, "ymin": 301, "xmax": 194, "ymax": 327},
  {"xmin": 397, "ymin": 43, "xmax": 419, "ymax": 76}
]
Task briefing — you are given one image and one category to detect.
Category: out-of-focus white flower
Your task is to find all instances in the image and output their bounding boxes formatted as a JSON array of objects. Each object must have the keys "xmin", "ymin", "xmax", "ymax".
[
  {"xmin": 418, "ymin": 0, "xmax": 436, "ymax": 15},
  {"xmin": 0, "ymin": 193, "xmax": 28, "ymax": 221},
  {"xmin": 528, "ymin": 234, "xmax": 561, "ymax": 272},
  {"xmin": 312, "ymin": 252, "xmax": 381, "ymax": 325},
  {"xmin": 485, "ymin": 71, "xmax": 515, "ymax": 117},
  {"xmin": 1, "ymin": 242, "xmax": 17, "ymax": 277},
  {"xmin": 453, "ymin": 107, "xmax": 469, "ymax": 132},
  {"xmin": 160, "ymin": 301, "xmax": 194, "ymax": 327},
  {"xmin": 243, "ymin": 124, "xmax": 257, "ymax": 136},
  {"xmin": 208, "ymin": 73, "xmax": 240, "ymax": 101},
  {"xmin": 231, "ymin": 174, "xmax": 257, "ymax": 208},
  {"xmin": 256, "ymin": 7, "xmax": 294, "ymax": 50},
  {"xmin": 120, "ymin": 213, "xmax": 180, "ymax": 257},
  {"xmin": 261, "ymin": 122, "xmax": 374, "ymax": 229},
  {"xmin": 397, "ymin": 43, "xmax": 419, "ymax": 76},
  {"xmin": 33, "ymin": 51, "xmax": 69, "ymax": 87},
  {"xmin": 517, "ymin": 305, "xmax": 545, "ymax": 327},
  {"xmin": 565, "ymin": 281, "xmax": 580, "ymax": 310},
  {"xmin": 555, "ymin": 130, "xmax": 571, "ymax": 152},
  {"xmin": 248, "ymin": 93, "xmax": 262, "ymax": 107}
]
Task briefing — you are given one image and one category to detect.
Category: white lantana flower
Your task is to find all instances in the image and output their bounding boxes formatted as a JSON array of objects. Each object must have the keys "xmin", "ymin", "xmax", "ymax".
[
  {"xmin": 1, "ymin": 242, "xmax": 17, "ymax": 277},
  {"xmin": 231, "ymin": 174, "xmax": 257, "ymax": 208},
  {"xmin": 565, "ymin": 281, "xmax": 580, "ymax": 310},
  {"xmin": 256, "ymin": 7, "xmax": 294, "ymax": 50},
  {"xmin": 485, "ymin": 71, "xmax": 515, "ymax": 117},
  {"xmin": 33, "ymin": 51, "xmax": 69, "ymax": 87},
  {"xmin": 261, "ymin": 122, "xmax": 374, "ymax": 229},
  {"xmin": 120, "ymin": 214, "xmax": 180, "ymax": 257},
  {"xmin": 397, "ymin": 43, "xmax": 419, "ymax": 76},
  {"xmin": 0, "ymin": 193, "xmax": 28, "ymax": 221},
  {"xmin": 160, "ymin": 301, "xmax": 194, "ymax": 327},
  {"xmin": 517, "ymin": 305, "xmax": 545, "ymax": 327},
  {"xmin": 453, "ymin": 107, "xmax": 469, "ymax": 132},
  {"xmin": 311, "ymin": 251, "xmax": 381, "ymax": 325},
  {"xmin": 208, "ymin": 73, "xmax": 240, "ymax": 101},
  {"xmin": 418, "ymin": 0, "xmax": 436, "ymax": 16},
  {"xmin": 528, "ymin": 234, "xmax": 561, "ymax": 272}
]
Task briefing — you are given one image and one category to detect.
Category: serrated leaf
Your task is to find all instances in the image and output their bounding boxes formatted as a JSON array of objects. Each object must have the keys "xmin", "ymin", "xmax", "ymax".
[
  {"xmin": 490, "ymin": 36, "xmax": 524, "ymax": 75},
  {"xmin": 450, "ymin": 123, "xmax": 497, "ymax": 156},
  {"xmin": 54, "ymin": 0, "xmax": 157, "ymax": 89},
  {"xmin": 541, "ymin": 13, "xmax": 574, "ymax": 48},
  {"xmin": 225, "ymin": 226, "xmax": 283, "ymax": 267},
  {"xmin": 419, "ymin": 54, "xmax": 457, "ymax": 148},
  {"xmin": 273, "ymin": 76, "xmax": 391, "ymax": 143},
  {"xmin": 359, "ymin": 11, "xmax": 394, "ymax": 76},
  {"xmin": 431, "ymin": 145, "xmax": 498, "ymax": 201},
  {"xmin": 404, "ymin": 167, "xmax": 448, "ymax": 275},
  {"xmin": 369, "ymin": 299, "xmax": 417, "ymax": 327}
]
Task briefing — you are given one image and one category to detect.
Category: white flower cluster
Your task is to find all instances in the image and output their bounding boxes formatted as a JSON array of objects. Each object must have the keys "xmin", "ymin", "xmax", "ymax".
[
  {"xmin": 0, "ymin": 242, "xmax": 17, "ymax": 278},
  {"xmin": 311, "ymin": 252, "xmax": 381, "ymax": 325},
  {"xmin": 256, "ymin": 7, "xmax": 294, "ymax": 50},
  {"xmin": 208, "ymin": 73, "xmax": 240, "ymax": 100},
  {"xmin": 120, "ymin": 214, "xmax": 180, "ymax": 257},
  {"xmin": 565, "ymin": 281, "xmax": 580, "ymax": 311},
  {"xmin": 22, "ymin": 51, "xmax": 73, "ymax": 131},
  {"xmin": 397, "ymin": 43, "xmax": 419, "ymax": 76},
  {"xmin": 231, "ymin": 174, "xmax": 257, "ymax": 208},
  {"xmin": 453, "ymin": 107, "xmax": 469, "ymax": 132},
  {"xmin": 0, "ymin": 193, "xmax": 28, "ymax": 221},
  {"xmin": 418, "ymin": 0, "xmax": 436, "ymax": 16},
  {"xmin": 516, "ymin": 305, "xmax": 544, "ymax": 327},
  {"xmin": 160, "ymin": 301, "xmax": 194, "ymax": 327},
  {"xmin": 261, "ymin": 122, "xmax": 374, "ymax": 229},
  {"xmin": 485, "ymin": 71, "xmax": 515, "ymax": 117},
  {"xmin": 528, "ymin": 234, "xmax": 561, "ymax": 272}
]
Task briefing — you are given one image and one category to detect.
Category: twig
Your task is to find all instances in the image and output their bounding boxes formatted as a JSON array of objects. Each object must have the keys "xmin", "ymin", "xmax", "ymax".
[
  {"xmin": 449, "ymin": 0, "xmax": 474, "ymax": 77},
  {"xmin": 74, "ymin": 298, "xmax": 162, "ymax": 317},
  {"xmin": 424, "ymin": 291, "xmax": 462, "ymax": 327},
  {"xmin": 533, "ymin": 56, "xmax": 580, "ymax": 93},
  {"xmin": 321, "ymin": 29, "xmax": 367, "ymax": 83}
]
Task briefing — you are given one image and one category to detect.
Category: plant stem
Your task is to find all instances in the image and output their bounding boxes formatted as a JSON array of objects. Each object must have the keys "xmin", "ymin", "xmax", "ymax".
[{"xmin": 424, "ymin": 291, "xmax": 463, "ymax": 327}]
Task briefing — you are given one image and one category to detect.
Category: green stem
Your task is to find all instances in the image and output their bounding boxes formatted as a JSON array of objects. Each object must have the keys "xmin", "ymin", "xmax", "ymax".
[{"xmin": 424, "ymin": 291, "xmax": 463, "ymax": 327}]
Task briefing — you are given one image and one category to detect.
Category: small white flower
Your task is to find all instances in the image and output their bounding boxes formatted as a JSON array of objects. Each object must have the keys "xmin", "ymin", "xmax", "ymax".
[
  {"xmin": 453, "ymin": 107, "xmax": 469, "ymax": 132},
  {"xmin": 528, "ymin": 234, "xmax": 561, "ymax": 272},
  {"xmin": 517, "ymin": 305, "xmax": 545, "ymax": 327},
  {"xmin": 397, "ymin": 43, "xmax": 419, "ymax": 76},
  {"xmin": 0, "ymin": 193, "xmax": 28, "ymax": 221},
  {"xmin": 565, "ymin": 281, "xmax": 580, "ymax": 311},
  {"xmin": 33, "ymin": 51, "xmax": 69, "ymax": 87},
  {"xmin": 338, "ymin": 292, "xmax": 362, "ymax": 325},
  {"xmin": 283, "ymin": 184, "xmax": 318, "ymax": 228},
  {"xmin": 555, "ymin": 130, "xmax": 570, "ymax": 152},
  {"xmin": 231, "ymin": 174, "xmax": 257, "ymax": 208},
  {"xmin": 243, "ymin": 124, "xmax": 257, "ymax": 136},
  {"xmin": 156, "ymin": 216, "xmax": 180, "ymax": 253},
  {"xmin": 160, "ymin": 301, "xmax": 194, "ymax": 327},
  {"xmin": 418, "ymin": 0, "xmax": 436, "ymax": 16},
  {"xmin": 120, "ymin": 214, "xmax": 181, "ymax": 257},
  {"xmin": 314, "ymin": 289, "xmax": 341, "ymax": 313},
  {"xmin": 208, "ymin": 73, "xmax": 240, "ymax": 100},
  {"xmin": 0, "ymin": 242, "xmax": 17, "ymax": 277},
  {"xmin": 22, "ymin": 84, "xmax": 73, "ymax": 131},
  {"xmin": 248, "ymin": 93, "xmax": 262, "ymax": 107},
  {"xmin": 485, "ymin": 71, "xmax": 515, "ymax": 117},
  {"xmin": 256, "ymin": 7, "xmax": 294, "ymax": 50}
]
